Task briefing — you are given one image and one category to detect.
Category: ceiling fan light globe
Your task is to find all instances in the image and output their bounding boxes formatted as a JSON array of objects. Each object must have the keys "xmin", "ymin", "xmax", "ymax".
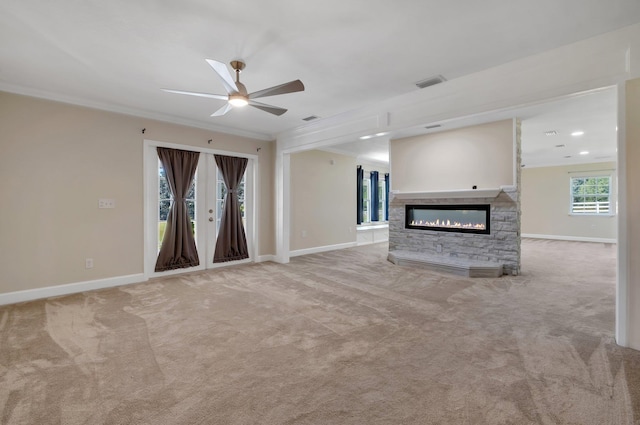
[{"xmin": 229, "ymin": 95, "xmax": 248, "ymax": 107}]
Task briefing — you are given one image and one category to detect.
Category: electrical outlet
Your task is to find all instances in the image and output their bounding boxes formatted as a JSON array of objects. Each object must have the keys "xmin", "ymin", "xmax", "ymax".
[
  {"xmin": 85, "ymin": 258, "xmax": 94, "ymax": 269},
  {"xmin": 301, "ymin": 230, "xmax": 307, "ymax": 238},
  {"xmin": 436, "ymin": 244, "xmax": 443, "ymax": 253},
  {"xmin": 98, "ymin": 199, "xmax": 116, "ymax": 209}
]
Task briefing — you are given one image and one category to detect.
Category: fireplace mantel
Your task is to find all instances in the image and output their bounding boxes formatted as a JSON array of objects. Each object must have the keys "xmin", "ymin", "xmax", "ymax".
[{"xmin": 391, "ymin": 186, "xmax": 515, "ymax": 200}]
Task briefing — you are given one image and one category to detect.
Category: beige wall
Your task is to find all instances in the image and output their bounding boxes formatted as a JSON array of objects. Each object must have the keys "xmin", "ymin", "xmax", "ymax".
[
  {"xmin": 290, "ymin": 150, "xmax": 356, "ymax": 251},
  {"xmin": 358, "ymin": 160, "xmax": 389, "ymax": 176},
  {"xmin": 0, "ymin": 92, "xmax": 274, "ymax": 294},
  {"xmin": 390, "ymin": 119, "xmax": 514, "ymax": 192},
  {"xmin": 521, "ymin": 162, "xmax": 617, "ymax": 240},
  {"xmin": 624, "ymin": 79, "xmax": 640, "ymax": 349}
]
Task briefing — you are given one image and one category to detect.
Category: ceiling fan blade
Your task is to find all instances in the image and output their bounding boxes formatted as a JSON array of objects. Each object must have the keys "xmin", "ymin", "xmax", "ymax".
[
  {"xmin": 161, "ymin": 88, "xmax": 227, "ymax": 101},
  {"xmin": 249, "ymin": 79, "xmax": 305, "ymax": 100},
  {"xmin": 211, "ymin": 103, "xmax": 233, "ymax": 117},
  {"xmin": 205, "ymin": 59, "xmax": 238, "ymax": 94},
  {"xmin": 248, "ymin": 99, "xmax": 287, "ymax": 116}
]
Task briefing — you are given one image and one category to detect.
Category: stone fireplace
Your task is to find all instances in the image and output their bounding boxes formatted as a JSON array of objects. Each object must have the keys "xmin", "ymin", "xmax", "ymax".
[
  {"xmin": 388, "ymin": 188, "xmax": 520, "ymax": 277},
  {"xmin": 387, "ymin": 118, "xmax": 521, "ymax": 277}
]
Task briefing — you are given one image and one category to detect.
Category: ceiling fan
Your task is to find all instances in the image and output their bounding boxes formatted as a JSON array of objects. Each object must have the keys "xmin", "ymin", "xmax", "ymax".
[{"xmin": 162, "ymin": 59, "xmax": 304, "ymax": 117}]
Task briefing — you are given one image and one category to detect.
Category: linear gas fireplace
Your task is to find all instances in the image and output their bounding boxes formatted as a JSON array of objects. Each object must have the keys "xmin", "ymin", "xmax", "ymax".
[{"xmin": 405, "ymin": 204, "xmax": 490, "ymax": 234}]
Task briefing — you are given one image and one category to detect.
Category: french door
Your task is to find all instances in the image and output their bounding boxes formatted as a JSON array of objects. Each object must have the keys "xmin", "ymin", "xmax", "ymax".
[
  {"xmin": 198, "ymin": 154, "xmax": 253, "ymax": 268},
  {"xmin": 144, "ymin": 141, "xmax": 255, "ymax": 277}
]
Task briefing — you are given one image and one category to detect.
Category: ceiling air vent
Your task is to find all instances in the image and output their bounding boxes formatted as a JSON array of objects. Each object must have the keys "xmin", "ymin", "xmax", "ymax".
[
  {"xmin": 302, "ymin": 115, "xmax": 319, "ymax": 122},
  {"xmin": 415, "ymin": 75, "xmax": 447, "ymax": 89},
  {"xmin": 544, "ymin": 130, "xmax": 558, "ymax": 136},
  {"xmin": 425, "ymin": 124, "xmax": 442, "ymax": 130}
]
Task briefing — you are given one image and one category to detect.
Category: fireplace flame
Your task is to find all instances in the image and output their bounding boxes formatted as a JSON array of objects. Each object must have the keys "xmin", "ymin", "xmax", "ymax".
[{"xmin": 410, "ymin": 219, "xmax": 486, "ymax": 230}]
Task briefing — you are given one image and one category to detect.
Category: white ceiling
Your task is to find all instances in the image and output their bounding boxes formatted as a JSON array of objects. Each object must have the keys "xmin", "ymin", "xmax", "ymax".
[
  {"xmin": 519, "ymin": 88, "xmax": 618, "ymax": 168},
  {"xmin": 329, "ymin": 86, "xmax": 618, "ymax": 167},
  {"xmin": 1, "ymin": 0, "xmax": 637, "ymax": 146},
  {"xmin": 324, "ymin": 137, "xmax": 392, "ymax": 165}
]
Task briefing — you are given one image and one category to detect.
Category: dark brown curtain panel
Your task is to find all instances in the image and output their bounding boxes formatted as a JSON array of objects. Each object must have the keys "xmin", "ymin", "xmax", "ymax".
[
  {"xmin": 155, "ymin": 147, "xmax": 200, "ymax": 272},
  {"xmin": 214, "ymin": 154, "xmax": 249, "ymax": 263}
]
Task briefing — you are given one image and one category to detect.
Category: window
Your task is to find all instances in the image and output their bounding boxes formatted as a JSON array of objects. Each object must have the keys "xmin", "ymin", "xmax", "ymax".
[
  {"xmin": 570, "ymin": 175, "xmax": 611, "ymax": 215},
  {"xmin": 378, "ymin": 179, "xmax": 386, "ymax": 221},
  {"xmin": 362, "ymin": 178, "xmax": 371, "ymax": 223},
  {"xmin": 357, "ymin": 168, "xmax": 389, "ymax": 224}
]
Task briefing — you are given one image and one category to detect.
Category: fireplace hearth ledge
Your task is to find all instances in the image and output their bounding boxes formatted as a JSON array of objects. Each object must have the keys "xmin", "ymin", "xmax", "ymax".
[
  {"xmin": 388, "ymin": 250, "xmax": 504, "ymax": 278},
  {"xmin": 391, "ymin": 186, "xmax": 515, "ymax": 200}
]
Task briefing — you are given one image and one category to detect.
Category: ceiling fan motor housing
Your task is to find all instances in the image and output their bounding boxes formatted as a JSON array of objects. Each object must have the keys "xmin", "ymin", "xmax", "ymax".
[
  {"xmin": 229, "ymin": 77, "xmax": 248, "ymax": 106},
  {"xmin": 229, "ymin": 93, "xmax": 248, "ymax": 107}
]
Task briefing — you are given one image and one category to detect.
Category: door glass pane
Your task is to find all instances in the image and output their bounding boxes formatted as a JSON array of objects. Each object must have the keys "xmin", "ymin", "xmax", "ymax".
[
  {"xmin": 158, "ymin": 160, "xmax": 170, "ymax": 251},
  {"xmin": 158, "ymin": 159, "xmax": 196, "ymax": 252},
  {"xmin": 216, "ymin": 168, "xmax": 246, "ymax": 232}
]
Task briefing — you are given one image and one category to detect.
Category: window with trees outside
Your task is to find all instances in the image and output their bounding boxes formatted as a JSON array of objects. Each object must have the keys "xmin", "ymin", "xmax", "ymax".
[{"xmin": 570, "ymin": 175, "xmax": 611, "ymax": 215}]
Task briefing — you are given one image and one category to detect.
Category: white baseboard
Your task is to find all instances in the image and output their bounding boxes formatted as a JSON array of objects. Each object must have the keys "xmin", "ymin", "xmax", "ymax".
[
  {"xmin": 0, "ymin": 273, "xmax": 147, "ymax": 306},
  {"xmin": 290, "ymin": 242, "xmax": 358, "ymax": 258},
  {"xmin": 256, "ymin": 254, "xmax": 277, "ymax": 263},
  {"xmin": 522, "ymin": 233, "xmax": 617, "ymax": 244},
  {"xmin": 357, "ymin": 238, "xmax": 389, "ymax": 246}
]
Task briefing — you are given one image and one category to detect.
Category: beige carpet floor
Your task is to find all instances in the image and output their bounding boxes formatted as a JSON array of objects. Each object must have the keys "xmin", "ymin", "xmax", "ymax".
[{"xmin": 1, "ymin": 239, "xmax": 639, "ymax": 424}]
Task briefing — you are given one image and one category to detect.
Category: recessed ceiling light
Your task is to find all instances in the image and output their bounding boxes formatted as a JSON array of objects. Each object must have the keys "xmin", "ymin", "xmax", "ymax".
[
  {"xmin": 571, "ymin": 131, "xmax": 585, "ymax": 137},
  {"xmin": 579, "ymin": 151, "xmax": 589, "ymax": 155},
  {"xmin": 544, "ymin": 130, "xmax": 558, "ymax": 136},
  {"xmin": 360, "ymin": 132, "xmax": 388, "ymax": 140},
  {"xmin": 555, "ymin": 144, "xmax": 565, "ymax": 148}
]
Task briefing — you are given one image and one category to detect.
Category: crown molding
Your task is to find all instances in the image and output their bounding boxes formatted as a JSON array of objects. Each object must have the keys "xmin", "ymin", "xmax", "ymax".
[{"xmin": 0, "ymin": 83, "xmax": 274, "ymax": 141}]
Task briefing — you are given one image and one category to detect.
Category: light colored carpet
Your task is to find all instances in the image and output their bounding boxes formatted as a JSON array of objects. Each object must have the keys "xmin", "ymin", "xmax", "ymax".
[{"xmin": 1, "ymin": 239, "xmax": 639, "ymax": 424}]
